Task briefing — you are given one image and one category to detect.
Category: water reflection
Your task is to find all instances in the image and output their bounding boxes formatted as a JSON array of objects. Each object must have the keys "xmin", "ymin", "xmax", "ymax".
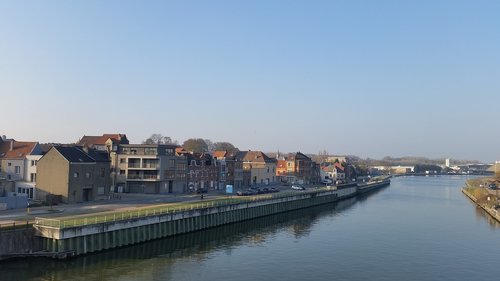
[
  {"xmin": 473, "ymin": 205, "xmax": 500, "ymax": 229},
  {"xmin": 1, "ymin": 195, "xmax": 364, "ymax": 281}
]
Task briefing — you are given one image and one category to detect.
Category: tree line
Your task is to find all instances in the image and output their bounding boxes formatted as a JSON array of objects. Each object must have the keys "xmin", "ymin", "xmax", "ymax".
[{"xmin": 142, "ymin": 134, "xmax": 238, "ymax": 154}]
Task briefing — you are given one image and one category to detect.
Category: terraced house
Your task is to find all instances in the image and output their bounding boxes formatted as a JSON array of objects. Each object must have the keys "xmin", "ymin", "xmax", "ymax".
[
  {"xmin": 237, "ymin": 151, "xmax": 276, "ymax": 186},
  {"xmin": 0, "ymin": 136, "xmax": 43, "ymax": 199},
  {"xmin": 213, "ymin": 150, "xmax": 245, "ymax": 190}
]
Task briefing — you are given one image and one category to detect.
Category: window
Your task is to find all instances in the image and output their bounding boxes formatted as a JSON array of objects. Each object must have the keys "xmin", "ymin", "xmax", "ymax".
[
  {"xmin": 31, "ymin": 160, "xmax": 37, "ymax": 166},
  {"xmin": 119, "ymin": 169, "xmax": 125, "ymax": 175},
  {"xmin": 85, "ymin": 172, "xmax": 91, "ymax": 179},
  {"xmin": 74, "ymin": 172, "xmax": 79, "ymax": 178},
  {"xmin": 97, "ymin": 187, "xmax": 105, "ymax": 195},
  {"xmin": 8, "ymin": 162, "xmax": 11, "ymax": 166},
  {"xmin": 30, "ymin": 173, "xmax": 36, "ymax": 182},
  {"xmin": 100, "ymin": 168, "xmax": 106, "ymax": 177},
  {"xmin": 15, "ymin": 166, "xmax": 20, "ymax": 174},
  {"xmin": 120, "ymin": 158, "xmax": 126, "ymax": 164}
]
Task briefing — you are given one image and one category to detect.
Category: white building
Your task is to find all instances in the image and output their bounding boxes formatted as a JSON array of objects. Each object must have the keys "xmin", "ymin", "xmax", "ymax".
[{"xmin": 0, "ymin": 138, "xmax": 43, "ymax": 199}]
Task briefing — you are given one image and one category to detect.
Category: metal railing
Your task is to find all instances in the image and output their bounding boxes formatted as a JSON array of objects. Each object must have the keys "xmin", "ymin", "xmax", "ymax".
[
  {"xmin": 0, "ymin": 221, "xmax": 32, "ymax": 232},
  {"xmin": 34, "ymin": 187, "xmax": 335, "ymax": 229}
]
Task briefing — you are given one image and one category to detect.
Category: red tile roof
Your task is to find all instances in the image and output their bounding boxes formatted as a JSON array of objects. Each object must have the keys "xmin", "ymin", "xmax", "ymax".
[
  {"xmin": 334, "ymin": 162, "xmax": 345, "ymax": 172},
  {"xmin": 0, "ymin": 140, "xmax": 38, "ymax": 159},
  {"xmin": 78, "ymin": 134, "xmax": 127, "ymax": 146},
  {"xmin": 213, "ymin": 151, "xmax": 228, "ymax": 159}
]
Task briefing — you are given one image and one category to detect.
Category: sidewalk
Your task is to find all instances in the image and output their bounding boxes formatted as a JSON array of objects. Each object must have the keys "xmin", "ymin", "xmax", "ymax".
[{"xmin": 0, "ymin": 191, "xmax": 228, "ymax": 225}]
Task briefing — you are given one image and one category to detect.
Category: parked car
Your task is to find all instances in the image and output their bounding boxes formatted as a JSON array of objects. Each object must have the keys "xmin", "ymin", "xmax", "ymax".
[
  {"xmin": 488, "ymin": 183, "xmax": 497, "ymax": 190},
  {"xmin": 291, "ymin": 185, "xmax": 305, "ymax": 190},
  {"xmin": 270, "ymin": 187, "xmax": 280, "ymax": 193},
  {"xmin": 236, "ymin": 190, "xmax": 250, "ymax": 196},
  {"xmin": 196, "ymin": 188, "xmax": 208, "ymax": 194},
  {"xmin": 247, "ymin": 189, "xmax": 258, "ymax": 195}
]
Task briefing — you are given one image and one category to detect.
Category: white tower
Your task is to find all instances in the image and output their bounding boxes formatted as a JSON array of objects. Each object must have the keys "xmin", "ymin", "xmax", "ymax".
[{"xmin": 445, "ymin": 158, "xmax": 450, "ymax": 168}]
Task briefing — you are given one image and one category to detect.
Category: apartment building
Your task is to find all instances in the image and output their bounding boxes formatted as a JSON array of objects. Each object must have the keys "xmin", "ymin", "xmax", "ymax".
[{"xmin": 115, "ymin": 144, "xmax": 187, "ymax": 194}]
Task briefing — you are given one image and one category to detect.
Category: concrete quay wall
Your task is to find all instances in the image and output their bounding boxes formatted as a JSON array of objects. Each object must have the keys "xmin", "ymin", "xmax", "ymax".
[
  {"xmin": 0, "ymin": 228, "xmax": 43, "ymax": 260},
  {"xmin": 36, "ymin": 187, "xmax": 358, "ymax": 256},
  {"xmin": 462, "ymin": 188, "xmax": 500, "ymax": 223}
]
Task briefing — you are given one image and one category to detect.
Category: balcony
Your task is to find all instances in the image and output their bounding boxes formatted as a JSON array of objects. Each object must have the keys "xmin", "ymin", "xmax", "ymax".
[
  {"xmin": 127, "ymin": 175, "xmax": 160, "ymax": 181},
  {"xmin": 127, "ymin": 171, "xmax": 160, "ymax": 181}
]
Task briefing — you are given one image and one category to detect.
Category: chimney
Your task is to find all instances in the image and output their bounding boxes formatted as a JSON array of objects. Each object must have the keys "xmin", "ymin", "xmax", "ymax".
[{"xmin": 10, "ymin": 140, "xmax": 14, "ymax": 151}]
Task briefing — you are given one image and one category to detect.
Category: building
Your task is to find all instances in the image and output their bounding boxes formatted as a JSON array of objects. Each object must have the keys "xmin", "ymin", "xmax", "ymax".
[
  {"xmin": 237, "ymin": 151, "xmax": 276, "ymax": 186},
  {"xmin": 0, "ymin": 137, "xmax": 43, "ymax": 199},
  {"xmin": 213, "ymin": 151, "xmax": 228, "ymax": 190},
  {"xmin": 279, "ymin": 152, "xmax": 316, "ymax": 184},
  {"xmin": 36, "ymin": 146, "xmax": 111, "ymax": 203},
  {"xmin": 320, "ymin": 162, "xmax": 346, "ymax": 183},
  {"xmin": 325, "ymin": 156, "xmax": 348, "ymax": 164},
  {"xmin": 213, "ymin": 150, "xmax": 245, "ymax": 190},
  {"xmin": 77, "ymin": 133, "xmax": 129, "ymax": 193},
  {"xmin": 115, "ymin": 144, "xmax": 187, "ymax": 194},
  {"xmin": 77, "ymin": 134, "xmax": 129, "ymax": 151},
  {"xmin": 183, "ymin": 152, "xmax": 218, "ymax": 192}
]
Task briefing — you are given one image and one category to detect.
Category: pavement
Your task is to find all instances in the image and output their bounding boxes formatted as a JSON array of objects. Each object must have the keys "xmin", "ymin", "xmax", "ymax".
[
  {"xmin": 0, "ymin": 192, "xmax": 228, "ymax": 225},
  {"xmin": 0, "ymin": 184, "xmax": 318, "ymax": 226}
]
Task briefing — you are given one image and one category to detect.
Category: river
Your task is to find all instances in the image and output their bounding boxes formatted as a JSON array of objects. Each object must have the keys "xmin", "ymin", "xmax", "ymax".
[{"xmin": 1, "ymin": 175, "xmax": 499, "ymax": 281}]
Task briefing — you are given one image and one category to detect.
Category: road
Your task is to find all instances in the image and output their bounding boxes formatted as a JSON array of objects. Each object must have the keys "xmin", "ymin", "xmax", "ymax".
[
  {"xmin": 0, "ymin": 192, "xmax": 227, "ymax": 225},
  {"xmin": 0, "ymin": 184, "xmax": 317, "ymax": 226}
]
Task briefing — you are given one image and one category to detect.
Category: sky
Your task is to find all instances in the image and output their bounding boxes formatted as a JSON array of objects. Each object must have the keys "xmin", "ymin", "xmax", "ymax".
[{"xmin": 1, "ymin": 0, "xmax": 499, "ymax": 163}]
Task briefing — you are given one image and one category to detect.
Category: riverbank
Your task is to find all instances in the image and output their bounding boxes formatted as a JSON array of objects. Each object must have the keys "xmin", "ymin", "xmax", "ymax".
[
  {"xmin": 1, "ymin": 181, "xmax": 391, "ymax": 260},
  {"xmin": 462, "ymin": 178, "xmax": 500, "ymax": 223}
]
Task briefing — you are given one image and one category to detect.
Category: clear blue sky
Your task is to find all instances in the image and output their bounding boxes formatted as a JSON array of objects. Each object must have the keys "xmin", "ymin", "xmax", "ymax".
[{"xmin": 1, "ymin": 0, "xmax": 499, "ymax": 163}]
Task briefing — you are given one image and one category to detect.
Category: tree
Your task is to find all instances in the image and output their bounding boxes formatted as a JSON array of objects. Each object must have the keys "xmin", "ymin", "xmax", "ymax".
[
  {"xmin": 182, "ymin": 138, "xmax": 208, "ymax": 153},
  {"xmin": 213, "ymin": 142, "xmax": 238, "ymax": 153},
  {"xmin": 204, "ymin": 139, "xmax": 215, "ymax": 152},
  {"xmin": 142, "ymin": 134, "xmax": 177, "ymax": 145}
]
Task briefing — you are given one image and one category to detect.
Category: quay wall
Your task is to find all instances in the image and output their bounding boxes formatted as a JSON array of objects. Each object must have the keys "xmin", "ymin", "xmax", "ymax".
[
  {"xmin": 36, "ymin": 187, "xmax": 358, "ymax": 256},
  {"xmin": 462, "ymin": 188, "xmax": 500, "ymax": 223},
  {"xmin": 0, "ymin": 227, "xmax": 43, "ymax": 260}
]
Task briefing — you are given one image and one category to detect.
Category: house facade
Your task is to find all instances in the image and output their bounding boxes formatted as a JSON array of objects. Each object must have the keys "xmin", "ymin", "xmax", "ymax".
[
  {"xmin": 276, "ymin": 152, "xmax": 317, "ymax": 184},
  {"xmin": 213, "ymin": 150, "xmax": 245, "ymax": 190},
  {"xmin": 0, "ymin": 138, "xmax": 43, "ymax": 199},
  {"xmin": 36, "ymin": 146, "xmax": 111, "ymax": 203},
  {"xmin": 115, "ymin": 144, "xmax": 187, "ymax": 194},
  {"xmin": 320, "ymin": 162, "xmax": 346, "ymax": 183},
  {"xmin": 77, "ymin": 133, "xmax": 129, "ymax": 193},
  {"xmin": 237, "ymin": 151, "xmax": 276, "ymax": 186},
  {"xmin": 183, "ymin": 153, "xmax": 218, "ymax": 192}
]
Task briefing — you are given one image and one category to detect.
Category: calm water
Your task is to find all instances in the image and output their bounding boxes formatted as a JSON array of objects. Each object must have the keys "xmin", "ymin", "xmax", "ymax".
[{"xmin": 2, "ymin": 176, "xmax": 499, "ymax": 281}]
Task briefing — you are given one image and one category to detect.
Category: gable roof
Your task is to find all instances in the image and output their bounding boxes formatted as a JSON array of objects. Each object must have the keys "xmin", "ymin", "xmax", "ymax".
[
  {"xmin": 287, "ymin": 152, "xmax": 311, "ymax": 161},
  {"xmin": 334, "ymin": 162, "xmax": 345, "ymax": 172},
  {"xmin": 213, "ymin": 150, "xmax": 228, "ymax": 159},
  {"xmin": 53, "ymin": 146, "xmax": 96, "ymax": 163},
  {"xmin": 240, "ymin": 151, "xmax": 275, "ymax": 163},
  {"xmin": 0, "ymin": 140, "xmax": 39, "ymax": 159},
  {"xmin": 78, "ymin": 134, "xmax": 128, "ymax": 147}
]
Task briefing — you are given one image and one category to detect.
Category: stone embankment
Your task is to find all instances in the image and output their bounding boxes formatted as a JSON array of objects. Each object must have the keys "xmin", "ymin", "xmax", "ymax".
[{"xmin": 462, "ymin": 187, "xmax": 500, "ymax": 223}]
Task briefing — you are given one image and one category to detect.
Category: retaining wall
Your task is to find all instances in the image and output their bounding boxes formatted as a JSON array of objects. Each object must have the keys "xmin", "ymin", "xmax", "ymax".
[{"xmin": 36, "ymin": 187, "xmax": 357, "ymax": 256}]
